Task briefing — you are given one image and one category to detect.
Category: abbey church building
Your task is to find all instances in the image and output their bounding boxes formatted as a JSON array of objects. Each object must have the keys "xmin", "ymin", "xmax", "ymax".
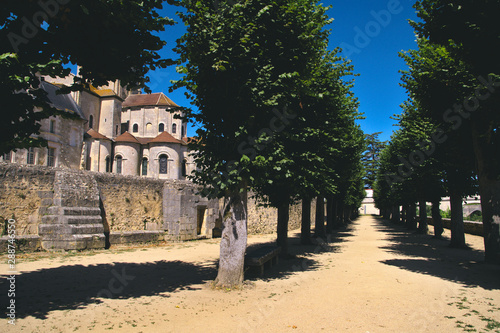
[{"xmin": 1, "ymin": 74, "xmax": 195, "ymax": 180}]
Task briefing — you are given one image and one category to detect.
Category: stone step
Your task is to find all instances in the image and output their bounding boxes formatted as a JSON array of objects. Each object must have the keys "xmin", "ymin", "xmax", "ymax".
[
  {"xmin": 64, "ymin": 215, "xmax": 102, "ymax": 225},
  {"xmin": 47, "ymin": 206, "xmax": 101, "ymax": 216},
  {"xmin": 68, "ymin": 224, "xmax": 104, "ymax": 234},
  {"xmin": 41, "ymin": 215, "xmax": 59, "ymax": 224},
  {"xmin": 38, "ymin": 224, "xmax": 69, "ymax": 236},
  {"xmin": 41, "ymin": 234, "xmax": 105, "ymax": 251}
]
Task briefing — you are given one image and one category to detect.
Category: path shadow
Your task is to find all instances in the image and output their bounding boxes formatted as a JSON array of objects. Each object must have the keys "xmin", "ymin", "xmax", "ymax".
[
  {"xmin": 375, "ymin": 217, "xmax": 500, "ymax": 290},
  {"xmin": 244, "ymin": 224, "xmax": 355, "ymax": 281},
  {"xmin": 0, "ymin": 260, "xmax": 216, "ymax": 319}
]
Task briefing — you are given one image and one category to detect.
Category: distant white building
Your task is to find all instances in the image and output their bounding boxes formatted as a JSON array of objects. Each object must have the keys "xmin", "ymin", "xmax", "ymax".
[{"xmin": 359, "ymin": 189, "xmax": 380, "ymax": 215}]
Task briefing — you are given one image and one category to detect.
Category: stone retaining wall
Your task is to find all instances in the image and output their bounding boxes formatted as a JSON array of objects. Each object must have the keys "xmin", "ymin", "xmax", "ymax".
[
  {"xmin": 427, "ymin": 217, "xmax": 483, "ymax": 236},
  {"xmin": 0, "ymin": 163, "xmax": 316, "ymax": 251}
]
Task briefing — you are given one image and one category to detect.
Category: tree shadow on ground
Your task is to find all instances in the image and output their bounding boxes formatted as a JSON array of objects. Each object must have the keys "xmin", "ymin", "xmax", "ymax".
[
  {"xmin": 375, "ymin": 217, "xmax": 500, "ymax": 290},
  {"xmin": 244, "ymin": 224, "xmax": 355, "ymax": 281},
  {"xmin": 0, "ymin": 223, "xmax": 356, "ymax": 320},
  {"xmin": 0, "ymin": 260, "xmax": 216, "ymax": 320}
]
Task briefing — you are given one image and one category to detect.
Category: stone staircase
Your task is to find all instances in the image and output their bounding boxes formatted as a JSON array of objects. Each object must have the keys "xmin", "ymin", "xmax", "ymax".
[{"xmin": 38, "ymin": 170, "xmax": 105, "ymax": 250}]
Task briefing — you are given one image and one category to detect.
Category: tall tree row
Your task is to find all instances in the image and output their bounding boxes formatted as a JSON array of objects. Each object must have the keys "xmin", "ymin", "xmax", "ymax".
[
  {"xmin": 174, "ymin": 0, "xmax": 365, "ymax": 286},
  {"xmin": 374, "ymin": 0, "xmax": 498, "ymax": 263}
]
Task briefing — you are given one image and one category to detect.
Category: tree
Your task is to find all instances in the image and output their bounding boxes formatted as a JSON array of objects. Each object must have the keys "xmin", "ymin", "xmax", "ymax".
[
  {"xmin": 362, "ymin": 132, "xmax": 386, "ymax": 190},
  {"xmin": 252, "ymin": 49, "xmax": 362, "ymax": 252},
  {"xmin": 412, "ymin": 0, "xmax": 500, "ymax": 262},
  {"xmin": 173, "ymin": 0, "xmax": 334, "ymax": 286},
  {"xmin": 1, "ymin": 0, "xmax": 173, "ymax": 153}
]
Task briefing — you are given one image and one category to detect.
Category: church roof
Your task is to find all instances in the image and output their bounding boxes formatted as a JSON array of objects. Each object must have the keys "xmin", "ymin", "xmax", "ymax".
[
  {"xmin": 85, "ymin": 129, "xmax": 111, "ymax": 140},
  {"xmin": 114, "ymin": 131, "xmax": 141, "ymax": 144},
  {"xmin": 149, "ymin": 131, "xmax": 186, "ymax": 145},
  {"xmin": 41, "ymin": 81, "xmax": 86, "ymax": 120},
  {"xmin": 122, "ymin": 93, "xmax": 179, "ymax": 108},
  {"xmin": 89, "ymin": 86, "xmax": 117, "ymax": 98}
]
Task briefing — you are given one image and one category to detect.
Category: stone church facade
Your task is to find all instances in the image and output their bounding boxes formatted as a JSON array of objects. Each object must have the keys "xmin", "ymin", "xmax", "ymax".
[{"xmin": 1, "ymin": 73, "xmax": 195, "ymax": 180}]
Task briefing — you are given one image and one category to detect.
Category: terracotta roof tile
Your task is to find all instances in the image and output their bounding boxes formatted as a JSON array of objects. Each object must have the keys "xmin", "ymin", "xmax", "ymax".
[
  {"xmin": 114, "ymin": 131, "xmax": 141, "ymax": 144},
  {"xmin": 85, "ymin": 129, "xmax": 111, "ymax": 140},
  {"xmin": 123, "ymin": 93, "xmax": 179, "ymax": 108},
  {"xmin": 149, "ymin": 131, "xmax": 185, "ymax": 145},
  {"xmin": 89, "ymin": 85, "xmax": 117, "ymax": 97}
]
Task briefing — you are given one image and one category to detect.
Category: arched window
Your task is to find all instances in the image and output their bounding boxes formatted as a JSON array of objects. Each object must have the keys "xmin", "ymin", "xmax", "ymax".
[
  {"xmin": 172, "ymin": 123, "xmax": 177, "ymax": 134},
  {"xmin": 181, "ymin": 159, "xmax": 187, "ymax": 177},
  {"xmin": 132, "ymin": 123, "xmax": 139, "ymax": 133},
  {"xmin": 158, "ymin": 123, "xmax": 164, "ymax": 132},
  {"xmin": 159, "ymin": 154, "xmax": 168, "ymax": 174},
  {"xmin": 105, "ymin": 156, "xmax": 111, "ymax": 172},
  {"xmin": 89, "ymin": 115, "xmax": 94, "ymax": 129},
  {"xmin": 27, "ymin": 147, "xmax": 35, "ymax": 165},
  {"xmin": 181, "ymin": 124, "xmax": 185, "ymax": 137},
  {"xmin": 142, "ymin": 158, "xmax": 148, "ymax": 176},
  {"xmin": 115, "ymin": 155, "xmax": 122, "ymax": 174}
]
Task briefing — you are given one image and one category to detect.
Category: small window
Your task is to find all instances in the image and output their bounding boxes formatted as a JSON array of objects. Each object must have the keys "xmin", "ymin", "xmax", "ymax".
[
  {"xmin": 50, "ymin": 120, "xmax": 55, "ymax": 133},
  {"xmin": 181, "ymin": 124, "xmax": 185, "ymax": 137},
  {"xmin": 105, "ymin": 156, "xmax": 111, "ymax": 172},
  {"xmin": 115, "ymin": 125, "xmax": 119, "ymax": 135},
  {"xmin": 3, "ymin": 152, "xmax": 11, "ymax": 163},
  {"xmin": 47, "ymin": 148, "xmax": 55, "ymax": 167},
  {"xmin": 142, "ymin": 158, "xmax": 148, "ymax": 176},
  {"xmin": 27, "ymin": 147, "xmax": 35, "ymax": 165},
  {"xmin": 159, "ymin": 154, "xmax": 168, "ymax": 174},
  {"xmin": 158, "ymin": 123, "xmax": 164, "ymax": 132},
  {"xmin": 182, "ymin": 159, "xmax": 187, "ymax": 177},
  {"xmin": 133, "ymin": 123, "xmax": 139, "ymax": 133},
  {"xmin": 172, "ymin": 123, "xmax": 177, "ymax": 134},
  {"xmin": 89, "ymin": 115, "xmax": 94, "ymax": 129},
  {"xmin": 116, "ymin": 155, "xmax": 122, "ymax": 174}
]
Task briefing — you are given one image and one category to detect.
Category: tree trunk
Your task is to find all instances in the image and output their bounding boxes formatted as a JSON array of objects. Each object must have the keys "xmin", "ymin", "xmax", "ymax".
[
  {"xmin": 407, "ymin": 203, "xmax": 417, "ymax": 230},
  {"xmin": 326, "ymin": 196, "xmax": 334, "ymax": 234},
  {"xmin": 401, "ymin": 206, "xmax": 406, "ymax": 225},
  {"xmin": 391, "ymin": 206, "xmax": 400, "ymax": 224},
  {"xmin": 214, "ymin": 189, "xmax": 248, "ymax": 288},
  {"xmin": 478, "ymin": 176, "xmax": 500, "ymax": 263},
  {"xmin": 449, "ymin": 191, "xmax": 466, "ymax": 248},
  {"xmin": 417, "ymin": 199, "xmax": 428, "ymax": 234},
  {"xmin": 333, "ymin": 199, "xmax": 341, "ymax": 229},
  {"xmin": 471, "ymin": 121, "xmax": 500, "ymax": 264},
  {"xmin": 431, "ymin": 199, "xmax": 444, "ymax": 239},
  {"xmin": 301, "ymin": 198, "xmax": 312, "ymax": 245},
  {"xmin": 277, "ymin": 201, "xmax": 290, "ymax": 258},
  {"xmin": 315, "ymin": 196, "xmax": 326, "ymax": 239}
]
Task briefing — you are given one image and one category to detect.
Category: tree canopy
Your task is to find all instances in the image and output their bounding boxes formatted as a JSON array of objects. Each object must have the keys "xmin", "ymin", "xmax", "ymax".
[{"xmin": 1, "ymin": 0, "xmax": 174, "ymax": 153}]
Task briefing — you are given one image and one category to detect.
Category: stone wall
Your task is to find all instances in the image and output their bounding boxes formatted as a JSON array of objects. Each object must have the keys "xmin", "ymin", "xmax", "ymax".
[
  {"xmin": 94, "ymin": 172, "xmax": 165, "ymax": 232},
  {"xmin": 427, "ymin": 217, "xmax": 483, "ymax": 236},
  {"xmin": 0, "ymin": 164, "xmax": 56, "ymax": 236},
  {"xmin": 247, "ymin": 196, "xmax": 317, "ymax": 235},
  {"xmin": 0, "ymin": 163, "xmax": 318, "ymax": 250}
]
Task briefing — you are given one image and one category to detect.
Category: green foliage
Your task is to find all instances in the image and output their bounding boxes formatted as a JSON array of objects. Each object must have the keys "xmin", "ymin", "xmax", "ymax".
[
  {"xmin": 440, "ymin": 208, "xmax": 451, "ymax": 219},
  {"xmin": 1, "ymin": 0, "xmax": 174, "ymax": 153},
  {"xmin": 362, "ymin": 132, "xmax": 386, "ymax": 189},
  {"xmin": 173, "ymin": 0, "xmax": 342, "ymax": 200}
]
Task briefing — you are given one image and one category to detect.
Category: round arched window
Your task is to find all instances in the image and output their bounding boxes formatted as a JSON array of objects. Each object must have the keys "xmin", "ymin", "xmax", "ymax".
[{"xmin": 159, "ymin": 154, "xmax": 168, "ymax": 174}]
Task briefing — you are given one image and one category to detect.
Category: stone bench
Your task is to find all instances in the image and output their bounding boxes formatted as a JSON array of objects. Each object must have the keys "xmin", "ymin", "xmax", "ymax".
[{"xmin": 245, "ymin": 245, "xmax": 281, "ymax": 276}]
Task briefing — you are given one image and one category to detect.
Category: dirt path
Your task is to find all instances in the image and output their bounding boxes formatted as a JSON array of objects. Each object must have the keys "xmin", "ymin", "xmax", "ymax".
[{"xmin": 2, "ymin": 215, "xmax": 500, "ymax": 332}]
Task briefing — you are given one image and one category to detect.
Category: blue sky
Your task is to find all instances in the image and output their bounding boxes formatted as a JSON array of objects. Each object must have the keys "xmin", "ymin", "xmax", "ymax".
[{"xmin": 142, "ymin": 1, "xmax": 419, "ymax": 142}]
